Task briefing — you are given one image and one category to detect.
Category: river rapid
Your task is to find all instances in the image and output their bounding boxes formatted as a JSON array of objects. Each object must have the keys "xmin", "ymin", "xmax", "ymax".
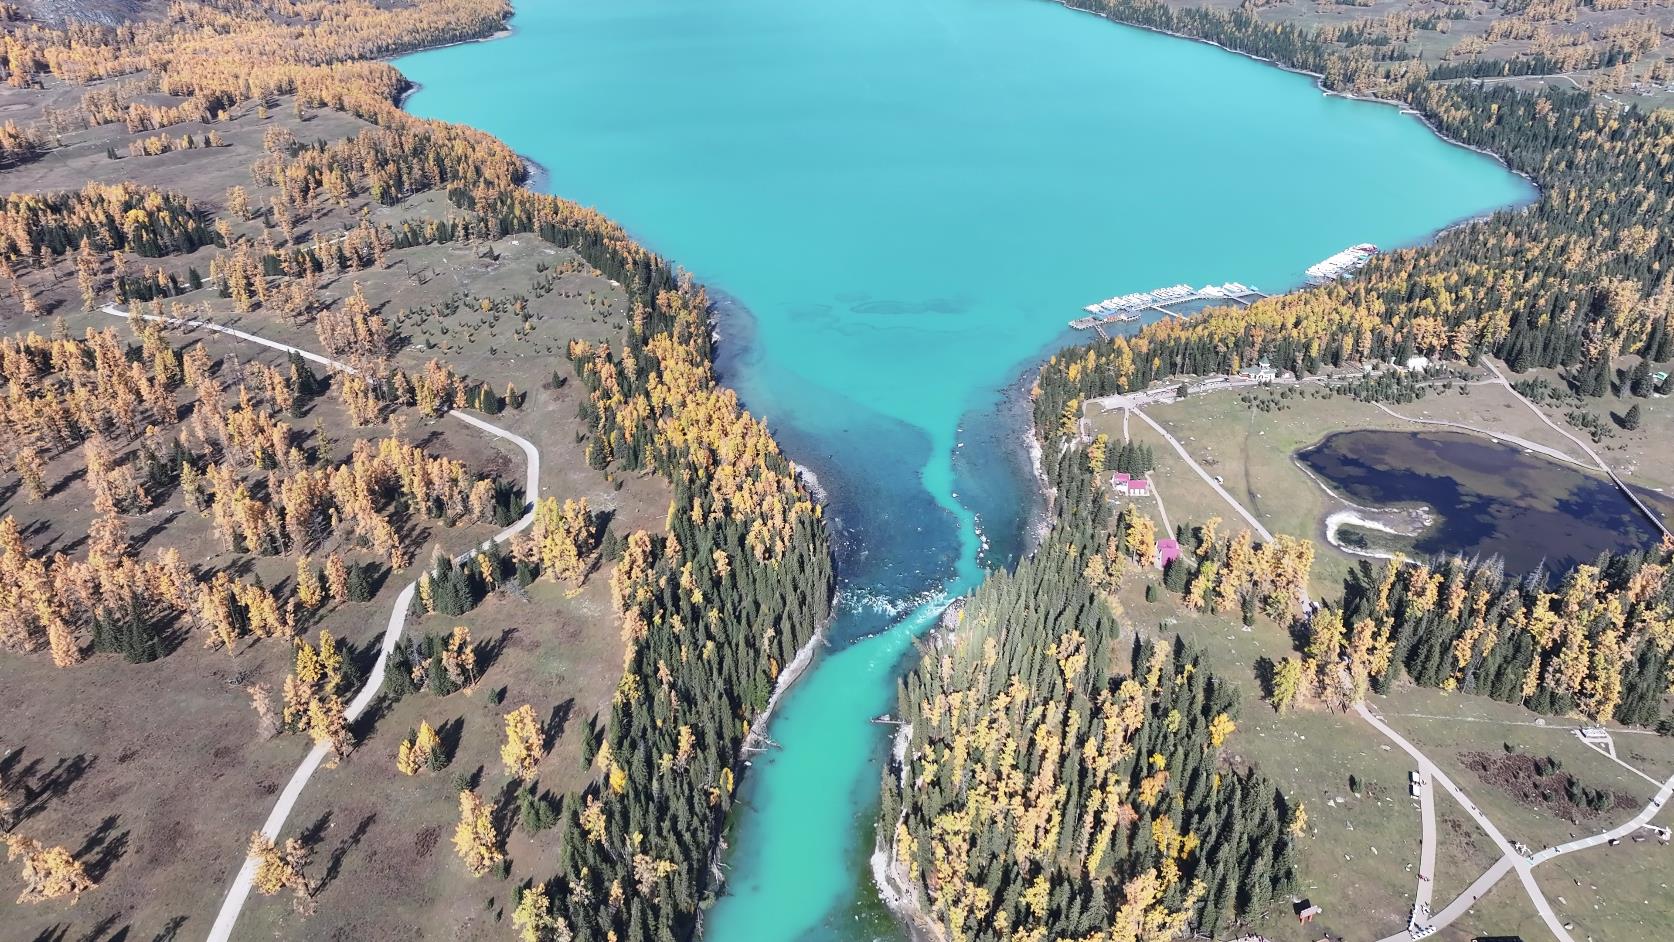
[{"xmin": 395, "ymin": 0, "xmax": 1532, "ymax": 938}]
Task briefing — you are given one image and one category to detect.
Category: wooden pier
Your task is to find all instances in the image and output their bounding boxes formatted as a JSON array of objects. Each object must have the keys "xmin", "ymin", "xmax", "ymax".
[{"xmin": 1072, "ymin": 283, "xmax": 1267, "ymax": 331}]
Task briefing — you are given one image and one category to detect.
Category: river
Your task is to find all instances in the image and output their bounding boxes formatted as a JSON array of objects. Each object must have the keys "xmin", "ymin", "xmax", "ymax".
[{"xmin": 394, "ymin": 0, "xmax": 1532, "ymax": 938}]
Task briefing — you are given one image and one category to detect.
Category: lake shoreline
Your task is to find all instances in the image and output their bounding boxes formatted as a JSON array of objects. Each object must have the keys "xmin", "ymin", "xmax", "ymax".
[
  {"xmin": 1043, "ymin": 0, "xmax": 1543, "ymax": 203},
  {"xmin": 391, "ymin": 2, "xmax": 1539, "ymax": 938},
  {"xmin": 1300, "ymin": 429, "xmax": 1664, "ymax": 575}
]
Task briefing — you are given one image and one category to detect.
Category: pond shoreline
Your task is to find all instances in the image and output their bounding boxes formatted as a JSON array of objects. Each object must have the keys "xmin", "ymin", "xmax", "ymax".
[{"xmin": 1300, "ymin": 429, "xmax": 1665, "ymax": 576}]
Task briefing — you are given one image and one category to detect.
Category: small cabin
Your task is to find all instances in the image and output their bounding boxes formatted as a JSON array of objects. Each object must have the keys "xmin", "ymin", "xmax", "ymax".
[
  {"xmin": 1156, "ymin": 538, "xmax": 1180, "ymax": 569},
  {"xmin": 1403, "ymin": 355, "xmax": 1431, "ymax": 372}
]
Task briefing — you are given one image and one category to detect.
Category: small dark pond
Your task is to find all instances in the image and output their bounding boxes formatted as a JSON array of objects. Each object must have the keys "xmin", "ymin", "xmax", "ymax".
[{"xmin": 1298, "ymin": 430, "xmax": 1669, "ymax": 575}]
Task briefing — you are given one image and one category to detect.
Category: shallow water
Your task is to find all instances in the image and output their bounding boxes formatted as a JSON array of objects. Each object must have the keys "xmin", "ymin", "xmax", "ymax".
[
  {"xmin": 1300, "ymin": 429, "xmax": 1665, "ymax": 575},
  {"xmin": 395, "ymin": 0, "xmax": 1532, "ymax": 937}
]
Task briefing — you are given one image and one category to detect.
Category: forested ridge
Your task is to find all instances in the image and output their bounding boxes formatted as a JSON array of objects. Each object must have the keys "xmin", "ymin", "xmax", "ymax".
[
  {"xmin": 535, "ymin": 289, "xmax": 835, "ymax": 942},
  {"xmin": 883, "ymin": 449, "xmax": 1300, "ymax": 941}
]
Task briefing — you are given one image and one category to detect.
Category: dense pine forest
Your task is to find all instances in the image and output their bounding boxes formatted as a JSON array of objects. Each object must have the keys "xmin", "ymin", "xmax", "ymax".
[
  {"xmin": 882, "ymin": 451, "xmax": 1299, "ymax": 941},
  {"xmin": 1336, "ymin": 551, "xmax": 1674, "ymax": 730},
  {"xmin": 4, "ymin": 0, "xmax": 1674, "ymax": 935},
  {"xmin": 538, "ymin": 290, "xmax": 835, "ymax": 942}
]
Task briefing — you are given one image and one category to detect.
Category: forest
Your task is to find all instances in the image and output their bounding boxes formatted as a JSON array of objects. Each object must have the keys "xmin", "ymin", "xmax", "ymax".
[
  {"xmin": 519, "ymin": 289, "xmax": 836, "ymax": 942},
  {"xmin": 2, "ymin": 0, "xmax": 1672, "ymax": 934},
  {"xmin": 882, "ymin": 446, "xmax": 1300, "ymax": 941},
  {"xmin": 0, "ymin": 0, "xmax": 838, "ymax": 933},
  {"xmin": 1336, "ymin": 551, "xmax": 1674, "ymax": 730}
]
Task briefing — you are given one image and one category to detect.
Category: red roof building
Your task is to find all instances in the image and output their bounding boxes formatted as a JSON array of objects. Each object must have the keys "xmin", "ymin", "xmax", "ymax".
[{"xmin": 1156, "ymin": 538, "xmax": 1180, "ymax": 567}]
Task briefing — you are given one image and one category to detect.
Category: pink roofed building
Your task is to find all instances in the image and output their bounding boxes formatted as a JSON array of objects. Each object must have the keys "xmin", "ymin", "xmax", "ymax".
[
  {"xmin": 1125, "ymin": 478, "xmax": 1151, "ymax": 497},
  {"xmin": 1156, "ymin": 538, "xmax": 1180, "ymax": 568}
]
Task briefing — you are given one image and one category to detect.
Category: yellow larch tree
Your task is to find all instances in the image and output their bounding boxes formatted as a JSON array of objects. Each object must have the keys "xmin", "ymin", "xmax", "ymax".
[
  {"xmin": 248, "ymin": 831, "xmax": 312, "ymax": 901},
  {"xmin": 3, "ymin": 835, "xmax": 96, "ymax": 904},
  {"xmin": 452, "ymin": 788, "xmax": 502, "ymax": 876},
  {"xmin": 500, "ymin": 703, "xmax": 544, "ymax": 782}
]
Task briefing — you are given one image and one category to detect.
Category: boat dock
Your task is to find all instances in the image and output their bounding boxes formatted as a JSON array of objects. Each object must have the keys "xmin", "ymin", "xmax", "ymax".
[
  {"xmin": 1305, "ymin": 243, "xmax": 1378, "ymax": 284},
  {"xmin": 1071, "ymin": 282, "xmax": 1266, "ymax": 332}
]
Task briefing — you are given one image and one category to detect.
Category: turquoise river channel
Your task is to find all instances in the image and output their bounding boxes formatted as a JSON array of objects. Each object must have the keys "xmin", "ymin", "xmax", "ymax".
[{"xmin": 395, "ymin": 0, "xmax": 1533, "ymax": 938}]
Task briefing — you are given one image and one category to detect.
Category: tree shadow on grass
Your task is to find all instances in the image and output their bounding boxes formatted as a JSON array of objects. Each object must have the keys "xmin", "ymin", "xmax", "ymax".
[
  {"xmin": 352, "ymin": 695, "xmax": 390, "ymax": 741},
  {"xmin": 492, "ymin": 776, "xmax": 522, "ymax": 835},
  {"xmin": 436, "ymin": 716, "xmax": 465, "ymax": 769},
  {"xmin": 149, "ymin": 916, "xmax": 188, "ymax": 942},
  {"xmin": 299, "ymin": 810, "xmax": 333, "ymax": 849},
  {"xmin": 130, "ymin": 510, "xmax": 183, "ymax": 554},
  {"xmin": 9, "ymin": 750, "xmax": 98, "ymax": 827},
  {"xmin": 315, "ymin": 811, "xmax": 376, "ymax": 896},
  {"xmin": 544, "ymin": 699, "xmax": 573, "ymax": 753},
  {"xmin": 43, "ymin": 464, "xmax": 86, "ymax": 502},
  {"xmin": 76, "ymin": 913, "xmax": 127, "ymax": 942},
  {"xmin": 477, "ymin": 626, "xmax": 516, "ymax": 676},
  {"xmin": 74, "ymin": 814, "xmax": 129, "ymax": 882},
  {"xmin": 1253, "ymin": 656, "xmax": 1277, "ymax": 702}
]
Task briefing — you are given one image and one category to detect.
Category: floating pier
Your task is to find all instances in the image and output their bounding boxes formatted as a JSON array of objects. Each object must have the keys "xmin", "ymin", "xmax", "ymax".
[
  {"xmin": 1305, "ymin": 243, "xmax": 1378, "ymax": 284},
  {"xmin": 1071, "ymin": 281, "xmax": 1266, "ymax": 330}
]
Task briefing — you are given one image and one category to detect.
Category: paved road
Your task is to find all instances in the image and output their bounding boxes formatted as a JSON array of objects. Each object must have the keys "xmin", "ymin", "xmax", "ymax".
[
  {"xmin": 1357, "ymin": 702, "xmax": 1576, "ymax": 942},
  {"xmin": 1086, "ymin": 374, "xmax": 1263, "ymax": 412},
  {"xmin": 1531, "ymin": 773, "xmax": 1674, "ymax": 865},
  {"xmin": 104, "ymin": 305, "xmax": 543, "ymax": 942},
  {"xmin": 1413, "ymin": 765, "xmax": 1437, "ymax": 926}
]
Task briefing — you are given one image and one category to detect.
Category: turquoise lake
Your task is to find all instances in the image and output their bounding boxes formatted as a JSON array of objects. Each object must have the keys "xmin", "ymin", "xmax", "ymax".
[{"xmin": 396, "ymin": 0, "xmax": 1533, "ymax": 938}]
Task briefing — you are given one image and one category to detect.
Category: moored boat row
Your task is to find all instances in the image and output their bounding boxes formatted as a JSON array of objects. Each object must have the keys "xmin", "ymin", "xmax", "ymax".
[
  {"xmin": 1305, "ymin": 243, "xmax": 1378, "ymax": 284},
  {"xmin": 1072, "ymin": 281, "xmax": 1264, "ymax": 329}
]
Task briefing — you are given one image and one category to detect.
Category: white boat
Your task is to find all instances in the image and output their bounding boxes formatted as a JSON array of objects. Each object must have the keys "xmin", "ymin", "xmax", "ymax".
[{"xmin": 1306, "ymin": 244, "xmax": 1379, "ymax": 283}]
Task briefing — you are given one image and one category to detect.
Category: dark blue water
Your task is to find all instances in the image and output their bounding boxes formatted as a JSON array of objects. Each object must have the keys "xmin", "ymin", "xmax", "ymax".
[{"xmin": 1301, "ymin": 430, "xmax": 1665, "ymax": 574}]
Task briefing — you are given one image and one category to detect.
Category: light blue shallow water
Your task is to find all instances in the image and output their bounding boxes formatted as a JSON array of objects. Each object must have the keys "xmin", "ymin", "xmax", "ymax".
[{"xmin": 396, "ymin": 1, "xmax": 1531, "ymax": 938}]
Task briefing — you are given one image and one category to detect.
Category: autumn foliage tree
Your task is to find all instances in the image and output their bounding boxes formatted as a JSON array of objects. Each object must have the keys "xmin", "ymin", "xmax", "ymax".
[
  {"xmin": 248, "ymin": 831, "xmax": 314, "ymax": 910},
  {"xmin": 500, "ymin": 703, "xmax": 544, "ymax": 782},
  {"xmin": 3, "ymin": 835, "xmax": 96, "ymax": 904},
  {"xmin": 452, "ymin": 788, "xmax": 501, "ymax": 877},
  {"xmin": 886, "ymin": 483, "xmax": 1297, "ymax": 940}
]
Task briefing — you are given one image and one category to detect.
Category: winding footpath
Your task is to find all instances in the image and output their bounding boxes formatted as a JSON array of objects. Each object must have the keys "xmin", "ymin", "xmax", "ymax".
[
  {"xmin": 1365, "ymin": 697, "xmax": 1674, "ymax": 942},
  {"xmin": 101, "ymin": 305, "xmax": 543, "ymax": 942},
  {"xmin": 1358, "ymin": 701, "xmax": 1576, "ymax": 942},
  {"xmin": 1412, "ymin": 764, "xmax": 1436, "ymax": 927},
  {"xmin": 1368, "ymin": 401, "xmax": 1585, "ymax": 468}
]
